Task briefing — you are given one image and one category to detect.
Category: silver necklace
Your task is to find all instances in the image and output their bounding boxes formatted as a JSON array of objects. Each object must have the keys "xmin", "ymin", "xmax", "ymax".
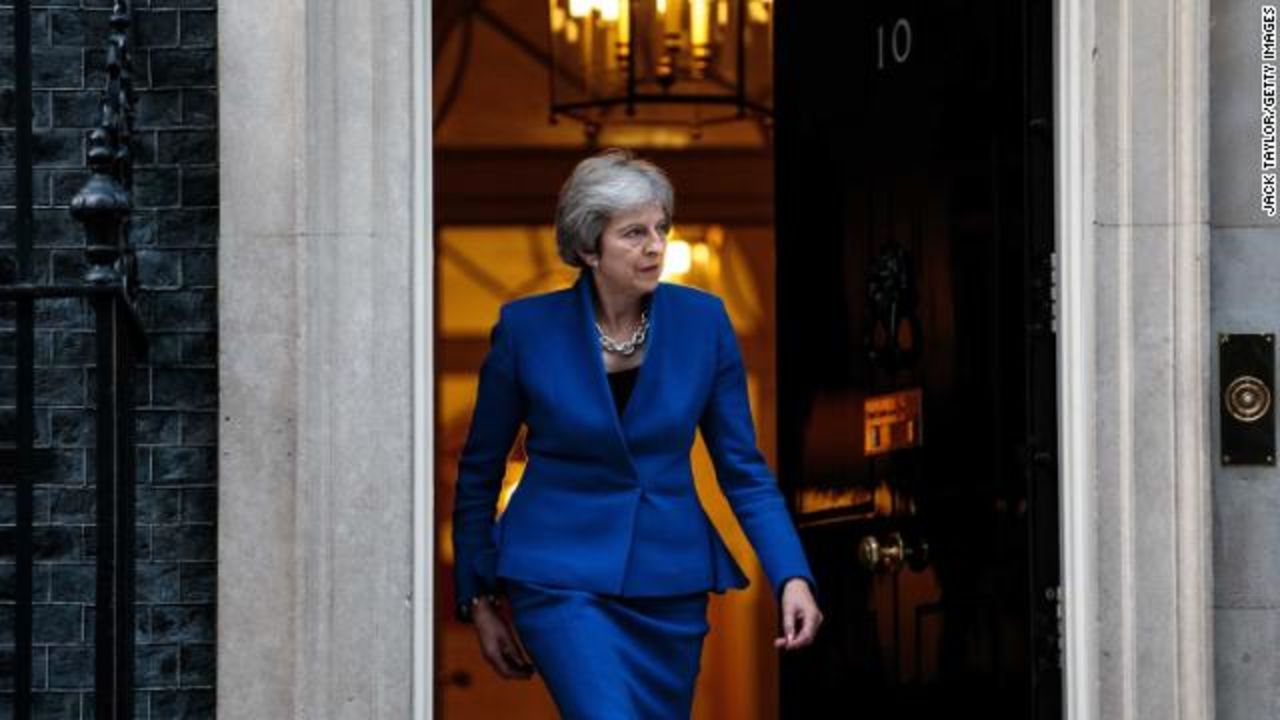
[{"xmin": 596, "ymin": 310, "xmax": 649, "ymax": 356}]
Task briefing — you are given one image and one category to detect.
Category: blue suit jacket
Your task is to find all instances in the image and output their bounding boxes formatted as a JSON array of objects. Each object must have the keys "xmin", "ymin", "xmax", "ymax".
[{"xmin": 452, "ymin": 268, "xmax": 818, "ymax": 612}]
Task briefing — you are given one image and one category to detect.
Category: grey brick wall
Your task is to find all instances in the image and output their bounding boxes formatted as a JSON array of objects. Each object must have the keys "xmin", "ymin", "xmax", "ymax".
[{"xmin": 0, "ymin": 1, "xmax": 217, "ymax": 717}]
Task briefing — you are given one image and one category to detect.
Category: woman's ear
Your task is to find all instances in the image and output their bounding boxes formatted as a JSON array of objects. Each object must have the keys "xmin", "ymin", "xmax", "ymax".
[{"xmin": 577, "ymin": 248, "xmax": 599, "ymax": 267}]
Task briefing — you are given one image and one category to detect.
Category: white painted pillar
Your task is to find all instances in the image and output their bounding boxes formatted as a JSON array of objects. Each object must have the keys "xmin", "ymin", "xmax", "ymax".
[
  {"xmin": 1057, "ymin": 0, "xmax": 1215, "ymax": 717},
  {"xmin": 217, "ymin": 0, "xmax": 423, "ymax": 716}
]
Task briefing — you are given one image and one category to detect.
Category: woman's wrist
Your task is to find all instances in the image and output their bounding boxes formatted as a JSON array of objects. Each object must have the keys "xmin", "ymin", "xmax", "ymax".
[
  {"xmin": 457, "ymin": 592, "xmax": 503, "ymax": 623},
  {"xmin": 779, "ymin": 575, "xmax": 814, "ymax": 599}
]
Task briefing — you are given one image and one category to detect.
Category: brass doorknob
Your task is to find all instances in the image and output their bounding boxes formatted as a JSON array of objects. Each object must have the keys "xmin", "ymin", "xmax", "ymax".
[{"xmin": 858, "ymin": 531, "xmax": 928, "ymax": 573}]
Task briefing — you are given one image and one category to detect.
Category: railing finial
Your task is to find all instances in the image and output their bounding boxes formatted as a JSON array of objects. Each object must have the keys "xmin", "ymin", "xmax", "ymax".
[{"xmin": 71, "ymin": 0, "xmax": 136, "ymax": 291}]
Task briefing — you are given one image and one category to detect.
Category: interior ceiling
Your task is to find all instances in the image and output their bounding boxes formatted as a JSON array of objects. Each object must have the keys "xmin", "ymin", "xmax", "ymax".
[{"xmin": 433, "ymin": 0, "xmax": 770, "ymax": 149}]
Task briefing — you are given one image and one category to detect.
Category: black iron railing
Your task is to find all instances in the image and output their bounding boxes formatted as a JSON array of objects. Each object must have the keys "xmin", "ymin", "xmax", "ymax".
[{"xmin": 3, "ymin": 2, "xmax": 146, "ymax": 718}]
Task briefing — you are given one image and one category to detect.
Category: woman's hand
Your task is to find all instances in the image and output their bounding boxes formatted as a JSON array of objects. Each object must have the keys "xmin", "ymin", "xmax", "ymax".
[
  {"xmin": 775, "ymin": 578, "xmax": 824, "ymax": 651},
  {"xmin": 473, "ymin": 598, "xmax": 537, "ymax": 679}
]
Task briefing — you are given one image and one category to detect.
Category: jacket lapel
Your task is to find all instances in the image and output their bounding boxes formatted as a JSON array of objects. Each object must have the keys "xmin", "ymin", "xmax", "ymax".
[{"xmin": 574, "ymin": 269, "xmax": 665, "ymax": 478}]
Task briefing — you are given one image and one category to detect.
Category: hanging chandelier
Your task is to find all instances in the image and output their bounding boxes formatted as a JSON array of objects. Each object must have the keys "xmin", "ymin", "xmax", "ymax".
[{"xmin": 546, "ymin": 0, "xmax": 774, "ymax": 143}]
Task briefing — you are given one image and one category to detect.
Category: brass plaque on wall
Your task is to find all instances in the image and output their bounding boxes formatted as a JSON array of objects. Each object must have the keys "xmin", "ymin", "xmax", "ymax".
[
  {"xmin": 864, "ymin": 388, "xmax": 923, "ymax": 456},
  {"xmin": 1219, "ymin": 333, "xmax": 1275, "ymax": 466}
]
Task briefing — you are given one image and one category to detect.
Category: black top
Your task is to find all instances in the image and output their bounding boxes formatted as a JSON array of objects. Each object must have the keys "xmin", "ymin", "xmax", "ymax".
[{"xmin": 606, "ymin": 365, "xmax": 641, "ymax": 417}]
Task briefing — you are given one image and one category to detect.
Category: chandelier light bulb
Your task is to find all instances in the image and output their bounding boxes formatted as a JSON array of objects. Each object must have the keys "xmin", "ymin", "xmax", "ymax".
[
  {"xmin": 690, "ymin": 0, "xmax": 710, "ymax": 45},
  {"xmin": 664, "ymin": 0, "xmax": 684, "ymax": 33}
]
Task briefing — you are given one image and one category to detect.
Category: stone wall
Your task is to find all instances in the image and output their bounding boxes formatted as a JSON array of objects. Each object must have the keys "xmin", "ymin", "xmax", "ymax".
[{"xmin": 1209, "ymin": 1, "xmax": 1280, "ymax": 718}]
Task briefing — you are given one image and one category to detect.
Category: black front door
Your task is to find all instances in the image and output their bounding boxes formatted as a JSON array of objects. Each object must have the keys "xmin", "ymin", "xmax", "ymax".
[{"xmin": 774, "ymin": 1, "xmax": 1060, "ymax": 717}]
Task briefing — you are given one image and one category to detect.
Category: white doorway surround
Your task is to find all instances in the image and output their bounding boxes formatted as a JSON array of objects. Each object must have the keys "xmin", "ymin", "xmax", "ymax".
[
  {"xmin": 217, "ymin": 0, "xmax": 422, "ymax": 716},
  {"xmin": 216, "ymin": 0, "xmax": 1215, "ymax": 718},
  {"xmin": 1054, "ymin": 0, "xmax": 1215, "ymax": 718}
]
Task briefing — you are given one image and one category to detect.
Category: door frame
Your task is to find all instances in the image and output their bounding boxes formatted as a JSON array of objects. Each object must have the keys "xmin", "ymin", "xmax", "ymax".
[
  {"xmin": 412, "ymin": 0, "xmax": 432, "ymax": 715},
  {"xmin": 1050, "ymin": 0, "xmax": 1214, "ymax": 718},
  {"xmin": 1053, "ymin": 0, "xmax": 1098, "ymax": 713}
]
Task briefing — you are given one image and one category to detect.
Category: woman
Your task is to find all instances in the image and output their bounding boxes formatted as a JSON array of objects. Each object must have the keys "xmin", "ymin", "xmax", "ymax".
[{"xmin": 452, "ymin": 148, "xmax": 824, "ymax": 717}]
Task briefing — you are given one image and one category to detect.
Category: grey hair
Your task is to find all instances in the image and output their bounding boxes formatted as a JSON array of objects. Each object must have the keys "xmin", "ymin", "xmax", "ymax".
[{"xmin": 554, "ymin": 148, "xmax": 675, "ymax": 269}]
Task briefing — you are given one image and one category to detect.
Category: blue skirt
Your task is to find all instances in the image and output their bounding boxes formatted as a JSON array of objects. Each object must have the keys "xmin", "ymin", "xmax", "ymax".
[{"xmin": 505, "ymin": 579, "xmax": 711, "ymax": 719}]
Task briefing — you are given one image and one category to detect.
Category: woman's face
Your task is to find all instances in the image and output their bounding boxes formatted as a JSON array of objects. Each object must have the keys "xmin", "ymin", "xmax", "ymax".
[{"xmin": 583, "ymin": 202, "xmax": 670, "ymax": 297}]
